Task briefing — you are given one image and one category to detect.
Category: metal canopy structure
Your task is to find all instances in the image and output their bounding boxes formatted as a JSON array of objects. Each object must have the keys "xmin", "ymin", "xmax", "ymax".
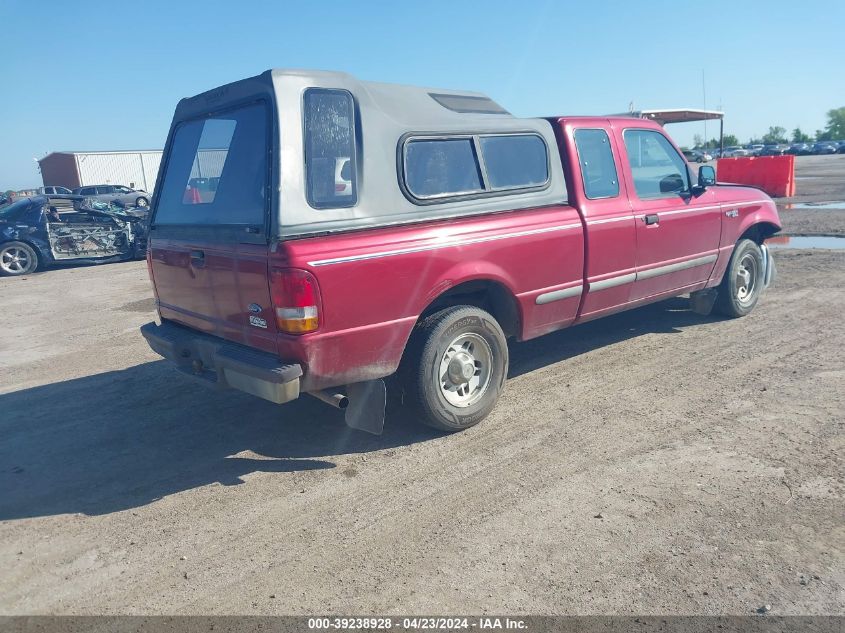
[{"xmin": 619, "ymin": 108, "xmax": 726, "ymax": 155}]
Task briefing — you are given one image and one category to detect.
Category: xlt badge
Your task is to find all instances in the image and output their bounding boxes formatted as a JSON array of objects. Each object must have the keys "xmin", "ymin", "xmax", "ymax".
[{"xmin": 249, "ymin": 315, "xmax": 268, "ymax": 329}]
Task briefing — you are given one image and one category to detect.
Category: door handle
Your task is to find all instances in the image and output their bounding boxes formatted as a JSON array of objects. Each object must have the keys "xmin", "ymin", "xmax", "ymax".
[
  {"xmin": 644, "ymin": 214, "xmax": 659, "ymax": 226},
  {"xmin": 189, "ymin": 250, "xmax": 205, "ymax": 266}
]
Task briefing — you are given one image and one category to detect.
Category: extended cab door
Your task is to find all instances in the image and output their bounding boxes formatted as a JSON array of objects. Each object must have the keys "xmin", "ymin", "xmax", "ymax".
[
  {"xmin": 562, "ymin": 120, "xmax": 637, "ymax": 321},
  {"xmin": 148, "ymin": 101, "xmax": 279, "ymax": 354},
  {"xmin": 618, "ymin": 127, "xmax": 721, "ymax": 300}
]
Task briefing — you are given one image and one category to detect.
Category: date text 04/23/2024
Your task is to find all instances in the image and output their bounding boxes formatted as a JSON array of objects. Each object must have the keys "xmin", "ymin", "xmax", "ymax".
[{"xmin": 307, "ymin": 617, "xmax": 527, "ymax": 630}]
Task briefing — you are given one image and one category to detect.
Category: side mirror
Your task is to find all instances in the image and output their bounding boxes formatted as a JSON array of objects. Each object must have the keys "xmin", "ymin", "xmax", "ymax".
[
  {"xmin": 659, "ymin": 173, "xmax": 686, "ymax": 193},
  {"xmin": 698, "ymin": 165, "xmax": 716, "ymax": 188}
]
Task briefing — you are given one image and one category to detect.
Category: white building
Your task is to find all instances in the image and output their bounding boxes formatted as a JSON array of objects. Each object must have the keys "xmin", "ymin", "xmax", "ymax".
[{"xmin": 38, "ymin": 150, "xmax": 164, "ymax": 192}]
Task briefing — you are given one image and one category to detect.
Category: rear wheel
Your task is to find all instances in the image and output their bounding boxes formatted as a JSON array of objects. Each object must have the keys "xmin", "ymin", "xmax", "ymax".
[
  {"xmin": 404, "ymin": 306, "xmax": 508, "ymax": 432},
  {"xmin": 716, "ymin": 239, "xmax": 764, "ymax": 317},
  {"xmin": 0, "ymin": 241, "xmax": 39, "ymax": 276},
  {"xmin": 135, "ymin": 197, "xmax": 149, "ymax": 208}
]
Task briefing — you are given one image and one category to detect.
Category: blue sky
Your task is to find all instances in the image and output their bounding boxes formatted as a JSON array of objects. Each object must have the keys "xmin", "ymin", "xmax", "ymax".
[{"xmin": 2, "ymin": 0, "xmax": 843, "ymax": 188}]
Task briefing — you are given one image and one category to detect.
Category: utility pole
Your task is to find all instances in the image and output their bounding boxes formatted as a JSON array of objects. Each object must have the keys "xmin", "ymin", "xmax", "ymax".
[{"xmin": 702, "ymin": 69, "xmax": 707, "ymax": 145}]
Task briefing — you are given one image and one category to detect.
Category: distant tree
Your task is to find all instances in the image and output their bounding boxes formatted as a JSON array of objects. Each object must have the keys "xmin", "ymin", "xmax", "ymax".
[
  {"xmin": 706, "ymin": 134, "xmax": 738, "ymax": 148},
  {"xmin": 791, "ymin": 127, "xmax": 812, "ymax": 143},
  {"xmin": 822, "ymin": 107, "xmax": 845, "ymax": 139},
  {"xmin": 815, "ymin": 129, "xmax": 834, "ymax": 142},
  {"xmin": 747, "ymin": 137, "xmax": 763, "ymax": 145},
  {"xmin": 762, "ymin": 126, "xmax": 788, "ymax": 144},
  {"xmin": 693, "ymin": 134, "xmax": 704, "ymax": 148}
]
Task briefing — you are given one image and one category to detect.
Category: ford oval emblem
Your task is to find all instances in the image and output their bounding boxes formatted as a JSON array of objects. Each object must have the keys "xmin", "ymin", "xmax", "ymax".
[{"xmin": 248, "ymin": 303, "xmax": 262, "ymax": 314}]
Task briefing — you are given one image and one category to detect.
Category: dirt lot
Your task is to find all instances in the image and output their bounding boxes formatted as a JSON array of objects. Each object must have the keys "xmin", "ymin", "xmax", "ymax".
[
  {"xmin": 777, "ymin": 154, "xmax": 845, "ymax": 236},
  {"xmin": 1, "ymin": 162, "xmax": 843, "ymax": 616}
]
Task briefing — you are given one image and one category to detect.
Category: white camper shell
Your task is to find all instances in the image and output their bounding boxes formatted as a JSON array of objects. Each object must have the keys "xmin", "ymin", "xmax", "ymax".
[{"xmin": 154, "ymin": 69, "xmax": 568, "ymax": 239}]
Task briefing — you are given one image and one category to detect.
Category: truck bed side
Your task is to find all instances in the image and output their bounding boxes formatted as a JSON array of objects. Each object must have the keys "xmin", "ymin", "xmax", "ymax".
[{"xmin": 273, "ymin": 205, "xmax": 584, "ymax": 391}]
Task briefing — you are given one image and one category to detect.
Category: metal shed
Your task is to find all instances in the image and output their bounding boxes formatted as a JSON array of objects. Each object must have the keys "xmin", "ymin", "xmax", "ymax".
[
  {"xmin": 38, "ymin": 150, "xmax": 163, "ymax": 191},
  {"xmin": 617, "ymin": 108, "xmax": 726, "ymax": 153}
]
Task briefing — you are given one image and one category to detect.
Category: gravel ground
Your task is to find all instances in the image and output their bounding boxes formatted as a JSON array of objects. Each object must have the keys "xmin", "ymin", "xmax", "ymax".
[
  {"xmin": 778, "ymin": 209, "xmax": 845, "ymax": 237},
  {"xmin": 1, "ymin": 176, "xmax": 843, "ymax": 616},
  {"xmin": 776, "ymin": 154, "xmax": 845, "ymax": 236}
]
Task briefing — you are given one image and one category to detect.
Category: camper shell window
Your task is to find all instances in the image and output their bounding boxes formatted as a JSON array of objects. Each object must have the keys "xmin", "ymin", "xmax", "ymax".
[
  {"xmin": 429, "ymin": 93, "xmax": 510, "ymax": 115},
  {"xmin": 154, "ymin": 101, "xmax": 268, "ymax": 226},
  {"xmin": 303, "ymin": 88, "xmax": 358, "ymax": 209},
  {"xmin": 402, "ymin": 133, "xmax": 550, "ymax": 203}
]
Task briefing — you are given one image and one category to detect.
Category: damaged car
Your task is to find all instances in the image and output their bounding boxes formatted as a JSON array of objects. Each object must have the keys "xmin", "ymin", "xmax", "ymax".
[{"xmin": 0, "ymin": 195, "xmax": 148, "ymax": 276}]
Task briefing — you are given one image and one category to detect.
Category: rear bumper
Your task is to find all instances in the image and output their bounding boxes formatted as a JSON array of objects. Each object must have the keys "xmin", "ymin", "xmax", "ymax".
[{"xmin": 140, "ymin": 321, "xmax": 302, "ymax": 405}]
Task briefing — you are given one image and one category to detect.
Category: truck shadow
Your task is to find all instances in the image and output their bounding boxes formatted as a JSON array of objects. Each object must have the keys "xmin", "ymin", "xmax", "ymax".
[
  {"xmin": 508, "ymin": 297, "xmax": 721, "ymax": 378},
  {"xmin": 0, "ymin": 361, "xmax": 441, "ymax": 520},
  {"xmin": 0, "ymin": 297, "xmax": 716, "ymax": 520}
]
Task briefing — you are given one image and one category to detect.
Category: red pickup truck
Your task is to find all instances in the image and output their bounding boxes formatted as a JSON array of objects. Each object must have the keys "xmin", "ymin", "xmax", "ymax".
[{"xmin": 141, "ymin": 70, "xmax": 780, "ymax": 434}]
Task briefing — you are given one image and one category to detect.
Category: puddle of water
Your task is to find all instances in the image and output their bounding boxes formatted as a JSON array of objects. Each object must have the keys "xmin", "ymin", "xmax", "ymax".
[
  {"xmin": 767, "ymin": 236, "xmax": 845, "ymax": 249},
  {"xmin": 782, "ymin": 201, "xmax": 845, "ymax": 210}
]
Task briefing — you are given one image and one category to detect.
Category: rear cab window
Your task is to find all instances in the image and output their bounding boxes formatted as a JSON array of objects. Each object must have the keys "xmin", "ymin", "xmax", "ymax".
[{"xmin": 154, "ymin": 101, "xmax": 268, "ymax": 226}]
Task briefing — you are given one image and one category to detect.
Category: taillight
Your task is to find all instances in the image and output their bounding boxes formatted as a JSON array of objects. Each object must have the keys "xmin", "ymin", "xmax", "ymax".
[{"xmin": 270, "ymin": 268, "xmax": 322, "ymax": 334}]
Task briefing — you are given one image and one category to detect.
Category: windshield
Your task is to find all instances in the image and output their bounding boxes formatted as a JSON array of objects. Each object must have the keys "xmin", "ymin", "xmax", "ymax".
[
  {"xmin": 0, "ymin": 199, "xmax": 31, "ymax": 219},
  {"xmin": 154, "ymin": 102, "xmax": 268, "ymax": 226}
]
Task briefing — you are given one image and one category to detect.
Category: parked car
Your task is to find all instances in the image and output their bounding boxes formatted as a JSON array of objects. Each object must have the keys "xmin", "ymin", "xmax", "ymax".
[
  {"xmin": 0, "ymin": 196, "xmax": 148, "ymax": 276},
  {"xmin": 36, "ymin": 186, "xmax": 83, "ymax": 209},
  {"xmin": 786, "ymin": 143, "xmax": 812, "ymax": 156},
  {"xmin": 759, "ymin": 144, "xmax": 786, "ymax": 156},
  {"xmin": 811, "ymin": 142, "xmax": 838, "ymax": 155},
  {"xmin": 682, "ymin": 149, "xmax": 712, "ymax": 163},
  {"xmin": 723, "ymin": 146, "xmax": 751, "ymax": 157},
  {"xmin": 71, "ymin": 184, "xmax": 150, "ymax": 208},
  {"xmin": 745, "ymin": 144, "xmax": 765, "ymax": 156},
  {"xmin": 838, "ymin": 141, "xmax": 845, "ymax": 154},
  {"xmin": 140, "ymin": 69, "xmax": 781, "ymax": 435},
  {"xmin": 37, "ymin": 185, "xmax": 74, "ymax": 196}
]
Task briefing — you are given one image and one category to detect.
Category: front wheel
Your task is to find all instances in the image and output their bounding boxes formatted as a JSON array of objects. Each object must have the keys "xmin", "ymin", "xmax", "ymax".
[
  {"xmin": 404, "ymin": 305, "xmax": 508, "ymax": 432},
  {"xmin": 135, "ymin": 197, "xmax": 149, "ymax": 208},
  {"xmin": 716, "ymin": 239, "xmax": 764, "ymax": 317},
  {"xmin": 0, "ymin": 241, "xmax": 39, "ymax": 276}
]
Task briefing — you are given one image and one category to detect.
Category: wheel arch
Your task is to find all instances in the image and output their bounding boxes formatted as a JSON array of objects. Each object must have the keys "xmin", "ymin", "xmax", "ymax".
[
  {"xmin": 739, "ymin": 221, "xmax": 780, "ymax": 245},
  {"xmin": 417, "ymin": 277, "xmax": 522, "ymax": 339}
]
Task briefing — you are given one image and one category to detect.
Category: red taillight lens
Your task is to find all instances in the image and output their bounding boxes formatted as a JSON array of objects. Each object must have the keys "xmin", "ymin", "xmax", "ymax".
[{"xmin": 269, "ymin": 268, "xmax": 322, "ymax": 334}]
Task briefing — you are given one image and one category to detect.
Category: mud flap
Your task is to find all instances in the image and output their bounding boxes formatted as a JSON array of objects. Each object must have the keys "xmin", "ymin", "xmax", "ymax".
[
  {"xmin": 761, "ymin": 243, "xmax": 776, "ymax": 288},
  {"xmin": 345, "ymin": 379, "xmax": 386, "ymax": 435},
  {"xmin": 689, "ymin": 288, "xmax": 718, "ymax": 316}
]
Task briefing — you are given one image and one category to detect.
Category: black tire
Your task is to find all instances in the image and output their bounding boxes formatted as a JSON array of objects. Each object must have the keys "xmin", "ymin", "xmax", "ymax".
[
  {"xmin": 0, "ymin": 241, "xmax": 39, "ymax": 276},
  {"xmin": 135, "ymin": 197, "xmax": 149, "ymax": 208},
  {"xmin": 403, "ymin": 305, "xmax": 508, "ymax": 432},
  {"xmin": 715, "ymin": 239, "xmax": 764, "ymax": 318}
]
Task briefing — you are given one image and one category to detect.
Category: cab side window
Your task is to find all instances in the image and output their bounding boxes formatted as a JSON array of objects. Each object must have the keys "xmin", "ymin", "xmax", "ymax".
[
  {"xmin": 573, "ymin": 129, "xmax": 619, "ymax": 199},
  {"xmin": 623, "ymin": 129, "xmax": 690, "ymax": 198}
]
